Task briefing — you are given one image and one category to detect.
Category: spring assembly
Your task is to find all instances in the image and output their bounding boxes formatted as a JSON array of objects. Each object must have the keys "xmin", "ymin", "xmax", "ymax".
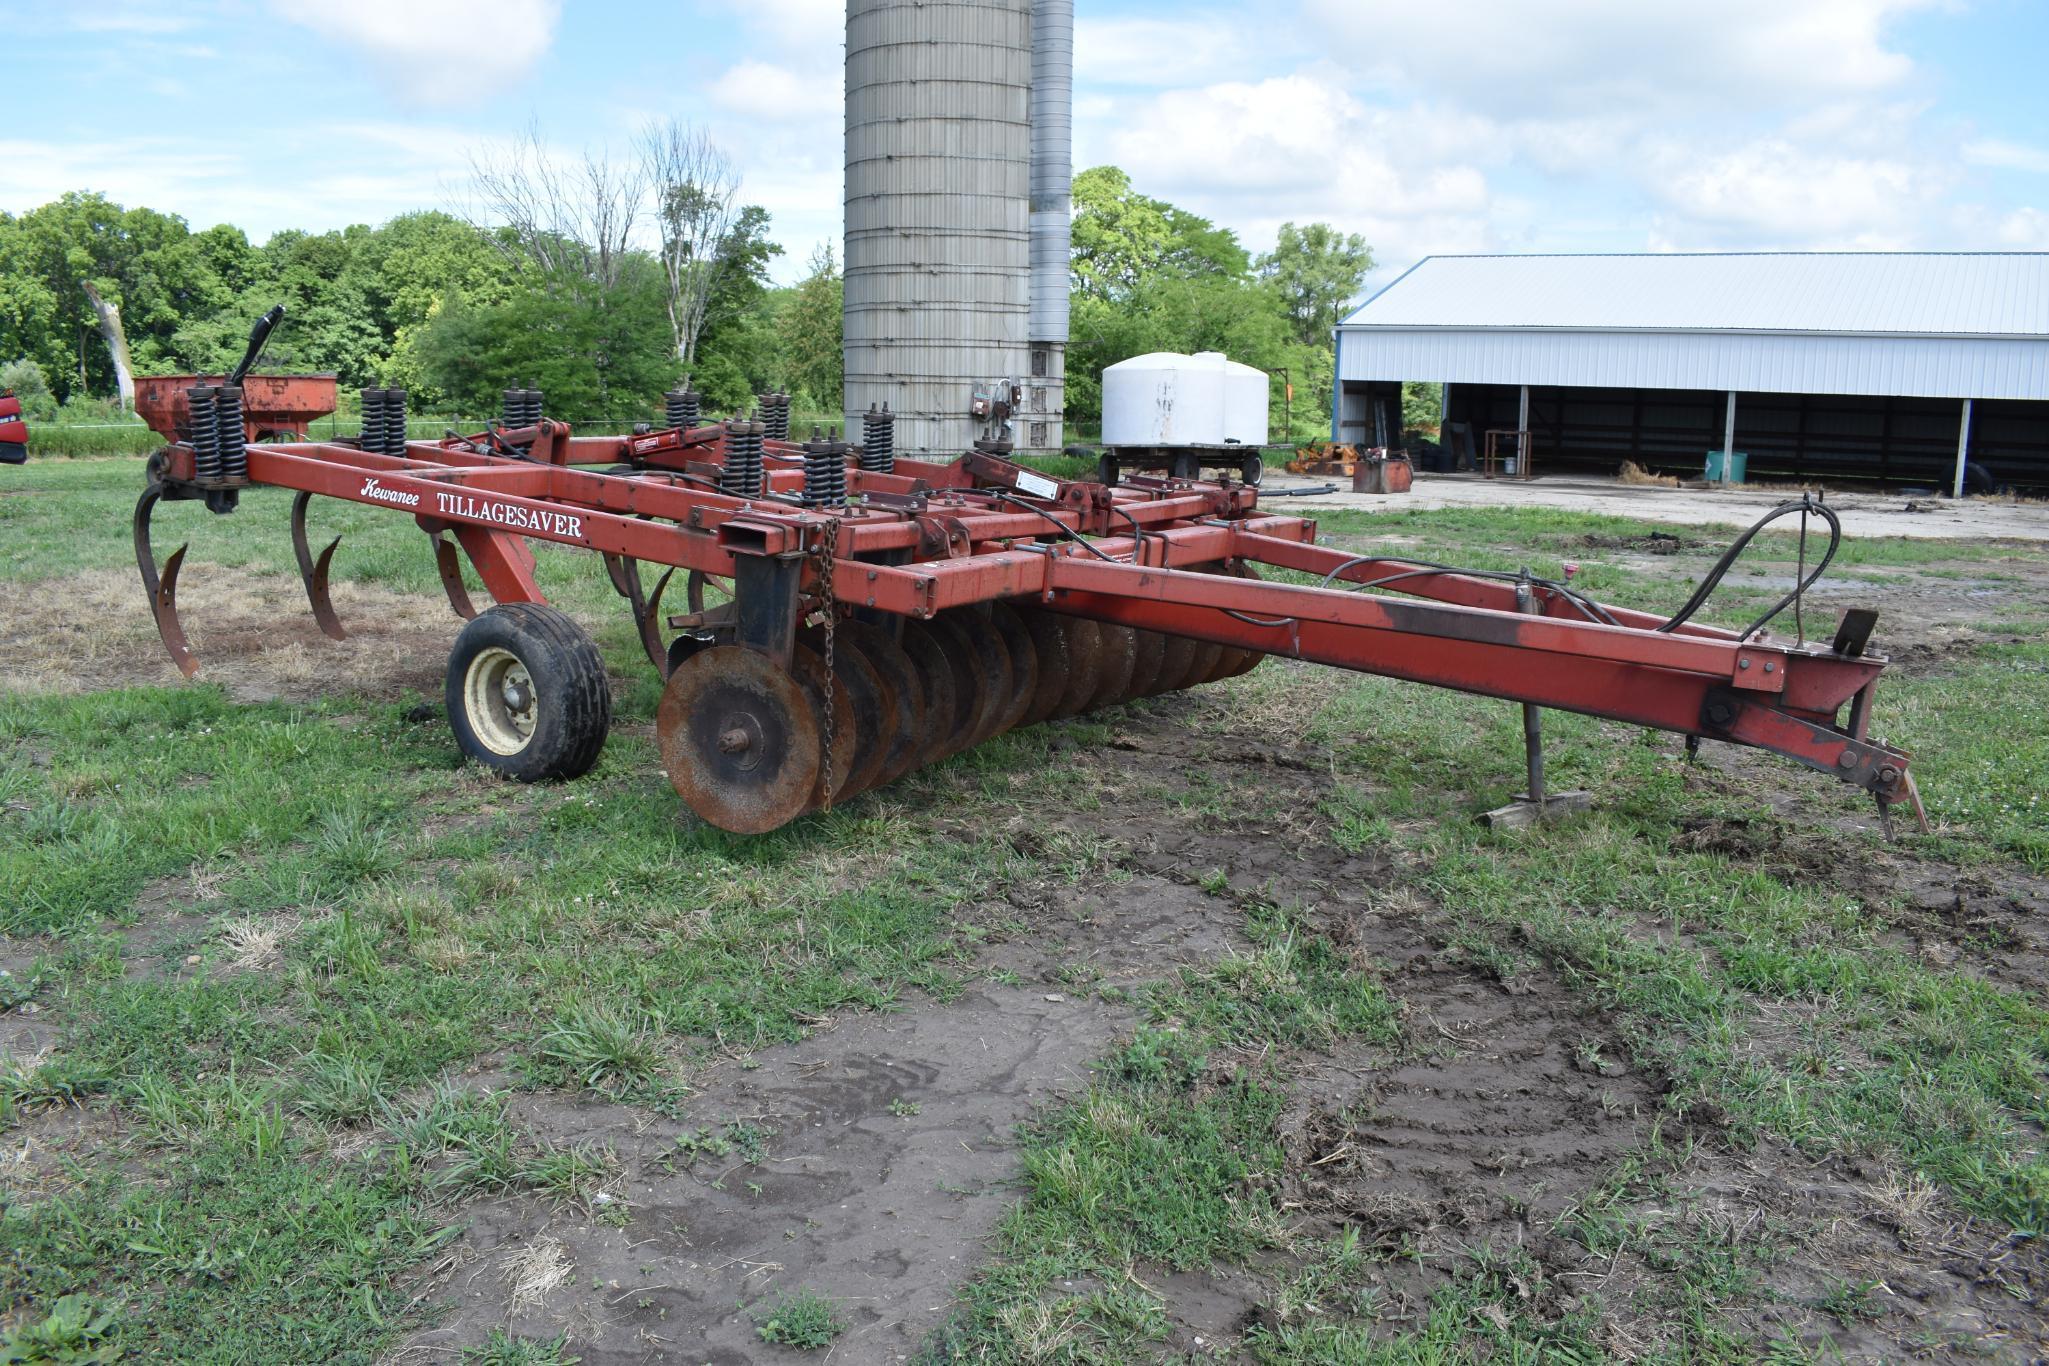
[
  {"xmin": 360, "ymin": 387, "xmax": 387, "ymax": 455},
  {"xmin": 801, "ymin": 431, "xmax": 848, "ymax": 507},
  {"xmin": 383, "ymin": 388, "xmax": 408, "ymax": 458},
  {"xmin": 860, "ymin": 403, "xmax": 895, "ymax": 474},
  {"xmin": 187, "ymin": 385, "xmax": 222, "ymax": 479},
  {"xmin": 758, "ymin": 392, "xmax": 791, "ymax": 442},
  {"xmin": 721, "ymin": 420, "xmax": 765, "ymax": 498},
  {"xmin": 664, "ymin": 388, "xmax": 699, "ymax": 431},
  {"xmin": 503, "ymin": 387, "xmax": 542, "ymax": 429},
  {"xmin": 214, "ymin": 385, "xmax": 248, "ymax": 480}
]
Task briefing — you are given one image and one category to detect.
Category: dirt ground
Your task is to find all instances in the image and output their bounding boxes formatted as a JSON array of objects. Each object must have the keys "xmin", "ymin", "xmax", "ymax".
[
  {"xmin": 0, "ymin": 563, "xmax": 457, "ymax": 702},
  {"xmin": 1261, "ymin": 472, "xmax": 2049, "ymax": 543},
  {"xmin": 8, "ymin": 525, "xmax": 2046, "ymax": 1363},
  {"xmin": 385, "ymin": 634, "xmax": 2044, "ymax": 1361}
]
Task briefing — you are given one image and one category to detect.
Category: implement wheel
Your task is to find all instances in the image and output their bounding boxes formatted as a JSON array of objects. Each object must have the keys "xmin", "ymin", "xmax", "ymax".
[
  {"xmin": 658, "ymin": 645, "xmax": 822, "ymax": 834},
  {"xmin": 446, "ymin": 603, "xmax": 611, "ymax": 781}
]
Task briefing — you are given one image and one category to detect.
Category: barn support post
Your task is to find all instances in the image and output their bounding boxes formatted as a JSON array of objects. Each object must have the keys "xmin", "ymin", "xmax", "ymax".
[
  {"xmin": 1719, "ymin": 391, "xmax": 1738, "ymax": 483},
  {"xmin": 1951, "ymin": 398, "xmax": 1974, "ymax": 499}
]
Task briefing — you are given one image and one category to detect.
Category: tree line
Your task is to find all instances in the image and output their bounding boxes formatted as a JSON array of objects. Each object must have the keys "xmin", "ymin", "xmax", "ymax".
[{"xmin": 1, "ymin": 160, "xmax": 1369, "ymax": 442}]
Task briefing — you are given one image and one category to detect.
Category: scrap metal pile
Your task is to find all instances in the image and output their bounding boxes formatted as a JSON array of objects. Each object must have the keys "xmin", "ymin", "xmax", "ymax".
[{"xmin": 120, "ymin": 308, "xmax": 1922, "ymax": 835}]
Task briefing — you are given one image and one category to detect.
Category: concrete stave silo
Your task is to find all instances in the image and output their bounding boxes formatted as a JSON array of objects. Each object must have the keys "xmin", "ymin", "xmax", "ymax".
[{"xmin": 844, "ymin": 0, "xmax": 1033, "ymax": 457}]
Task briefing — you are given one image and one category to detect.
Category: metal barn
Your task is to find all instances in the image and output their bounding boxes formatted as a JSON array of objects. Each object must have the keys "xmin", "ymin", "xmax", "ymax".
[{"xmin": 1333, "ymin": 252, "xmax": 2049, "ymax": 491}]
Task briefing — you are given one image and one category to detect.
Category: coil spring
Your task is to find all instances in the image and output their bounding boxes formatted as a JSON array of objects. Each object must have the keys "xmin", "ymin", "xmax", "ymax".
[
  {"xmin": 188, "ymin": 385, "xmax": 222, "ymax": 479},
  {"xmin": 360, "ymin": 387, "xmax": 386, "ymax": 457},
  {"xmin": 524, "ymin": 387, "xmax": 544, "ymax": 427},
  {"xmin": 802, "ymin": 432, "xmax": 848, "ymax": 507},
  {"xmin": 214, "ymin": 385, "xmax": 248, "ymax": 480},
  {"xmin": 758, "ymin": 392, "xmax": 790, "ymax": 442},
  {"xmin": 664, "ymin": 389, "xmax": 689, "ymax": 430},
  {"xmin": 383, "ymin": 388, "xmax": 408, "ymax": 458},
  {"xmin": 721, "ymin": 420, "xmax": 764, "ymax": 498},
  {"xmin": 502, "ymin": 388, "xmax": 524, "ymax": 428},
  {"xmin": 861, "ymin": 403, "xmax": 895, "ymax": 474}
]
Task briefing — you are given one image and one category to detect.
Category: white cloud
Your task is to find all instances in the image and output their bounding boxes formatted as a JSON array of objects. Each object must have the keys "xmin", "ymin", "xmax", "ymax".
[
  {"xmin": 1644, "ymin": 136, "xmax": 1937, "ymax": 248},
  {"xmin": 1089, "ymin": 73, "xmax": 1501, "ymax": 266},
  {"xmin": 1964, "ymin": 139, "xmax": 2049, "ymax": 175},
  {"xmin": 707, "ymin": 61, "xmax": 843, "ymax": 124},
  {"xmin": 1074, "ymin": 14, "xmax": 1271, "ymax": 88},
  {"xmin": 1319, "ymin": 0, "xmax": 1936, "ymax": 115},
  {"xmin": 1994, "ymin": 207, "xmax": 2049, "ymax": 247},
  {"xmin": 269, "ymin": 0, "xmax": 561, "ymax": 98}
]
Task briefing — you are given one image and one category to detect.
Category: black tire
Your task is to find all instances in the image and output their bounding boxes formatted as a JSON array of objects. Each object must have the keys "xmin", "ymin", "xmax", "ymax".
[
  {"xmin": 1240, "ymin": 453, "xmax": 1263, "ymax": 486},
  {"xmin": 1096, "ymin": 451, "xmax": 1120, "ymax": 487},
  {"xmin": 445, "ymin": 602, "xmax": 611, "ymax": 781}
]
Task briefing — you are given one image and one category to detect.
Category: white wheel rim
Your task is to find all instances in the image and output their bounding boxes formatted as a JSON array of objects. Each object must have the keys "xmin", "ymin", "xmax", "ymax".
[{"xmin": 463, "ymin": 646, "xmax": 537, "ymax": 755}]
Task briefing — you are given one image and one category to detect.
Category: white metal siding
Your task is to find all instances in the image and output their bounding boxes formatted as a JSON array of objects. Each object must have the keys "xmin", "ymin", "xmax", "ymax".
[
  {"xmin": 1343, "ymin": 252, "xmax": 2049, "ymax": 336},
  {"xmin": 1337, "ymin": 328, "xmax": 2049, "ymax": 401}
]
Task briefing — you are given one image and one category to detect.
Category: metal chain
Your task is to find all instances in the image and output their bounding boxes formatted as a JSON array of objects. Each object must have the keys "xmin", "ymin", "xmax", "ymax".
[{"xmin": 817, "ymin": 515, "xmax": 840, "ymax": 812}]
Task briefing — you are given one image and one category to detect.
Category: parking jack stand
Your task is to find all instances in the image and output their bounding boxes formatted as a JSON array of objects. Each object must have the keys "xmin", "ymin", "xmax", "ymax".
[{"xmin": 1484, "ymin": 575, "xmax": 1592, "ymax": 830}]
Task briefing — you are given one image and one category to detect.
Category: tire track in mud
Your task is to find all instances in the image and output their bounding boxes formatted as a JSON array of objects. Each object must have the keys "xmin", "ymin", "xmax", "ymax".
[
  {"xmin": 390, "ymin": 874, "xmax": 1251, "ymax": 1363},
  {"xmin": 1094, "ymin": 703, "xmax": 2045, "ymax": 1361}
]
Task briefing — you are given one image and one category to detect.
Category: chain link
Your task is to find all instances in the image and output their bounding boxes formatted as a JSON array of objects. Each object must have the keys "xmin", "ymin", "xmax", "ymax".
[{"xmin": 816, "ymin": 515, "xmax": 840, "ymax": 812}]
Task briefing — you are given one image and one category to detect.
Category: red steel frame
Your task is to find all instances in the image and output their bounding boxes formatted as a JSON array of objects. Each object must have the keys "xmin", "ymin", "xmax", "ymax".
[{"xmin": 137, "ymin": 418, "xmax": 1918, "ymax": 814}]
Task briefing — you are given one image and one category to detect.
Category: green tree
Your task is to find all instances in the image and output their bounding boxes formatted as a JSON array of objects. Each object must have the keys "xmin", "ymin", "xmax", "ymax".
[
  {"xmin": 414, "ymin": 256, "xmax": 674, "ymax": 420},
  {"xmin": 0, "ymin": 357, "xmax": 55, "ymax": 418},
  {"xmin": 1070, "ymin": 166, "xmax": 1247, "ymax": 303},
  {"xmin": 779, "ymin": 244, "xmax": 843, "ymax": 414},
  {"xmin": 1257, "ymin": 222, "xmax": 1374, "ymax": 347}
]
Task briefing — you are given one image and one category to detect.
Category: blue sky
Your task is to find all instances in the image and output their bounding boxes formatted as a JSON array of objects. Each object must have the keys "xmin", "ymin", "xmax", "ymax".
[{"xmin": 3, "ymin": 0, "xmax": 2045, "ymax": 287}]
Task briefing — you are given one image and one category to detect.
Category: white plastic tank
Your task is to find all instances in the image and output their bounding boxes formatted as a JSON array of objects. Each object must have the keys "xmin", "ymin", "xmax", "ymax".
[
  {"xmin": 1221, "ymin": 358, "xmax": 1269, "ymax": 446},
  {"xmin": 1102, "ymin": 351, "xmax": 1267, "ymax": 447}
]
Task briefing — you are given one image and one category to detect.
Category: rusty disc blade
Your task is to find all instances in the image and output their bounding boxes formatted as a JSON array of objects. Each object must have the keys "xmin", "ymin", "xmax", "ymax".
[
  {"xmin": 800, "ymin": 625, "xmax": 892, "ymax": 799},
  {"xmin": 657, "ymin": 645, "xmax": 821, "ymax": 835},
  {"xmin": 790, "ymin": 642, "xmax": 858, "ymax": 809},
  {"xmin": 897, "ymin": 622, "xmax": 959, "ymax": 768},
  {"xmin": 987, "ymin": 603, "xmax": 1040, "ymax": 736},
  {"xmin": 1087, "ymin": 623, "xmax": 1137, "ymax": 711},
  {"xmin": 1052, "ymin": 617, "xmax": 1103, "ymax": 718},
  {"xmin": 1016, "ymin": 607, "xmax": 1070, "ymax": 727},
  {"xmin": 790, "ymin": 630, "xmax": 881, "ymax": 802},
  {"xmin": 840, "ymin": 619, "xmax": 925, "ymax": 789},
  {"xmin": 1150, "ymin": 633, "xmax": 1196, "ymax": 696},
  {"xmin": 953, "ymin": 607, "xmax": 1015, "ymax": 749},
  {"xmin": 1127, "ymin": 630, "xmax": 1167, "ymax": 699},
  {"xmin": 913, "ymin": 615, "xmax": 983, "ymax": 759},
  {"xmin": 1185, "ymin": 640, "xmax": 1225, "ymax": 690}
]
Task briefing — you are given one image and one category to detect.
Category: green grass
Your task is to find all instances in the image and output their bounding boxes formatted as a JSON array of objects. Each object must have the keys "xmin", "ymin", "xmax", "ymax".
[
  {"xmin": 753, "ymin": 1290, "xmax": 845, "ymax": 1349},
  {"xmin": 3, "ymin": 460, "xmax": 2044, "ymax": 1360}
]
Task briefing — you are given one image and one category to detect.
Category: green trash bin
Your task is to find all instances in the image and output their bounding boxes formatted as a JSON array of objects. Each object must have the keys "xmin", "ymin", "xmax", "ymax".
[{"xmin": 1705, "ymin": 450, "xmax": 1747, "ymax": 483}]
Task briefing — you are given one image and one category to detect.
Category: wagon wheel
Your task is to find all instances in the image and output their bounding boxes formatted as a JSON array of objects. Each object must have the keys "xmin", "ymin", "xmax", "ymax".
[{"xmin": 446, "ymin": 603, "xmax": 611, "ymax": 782}]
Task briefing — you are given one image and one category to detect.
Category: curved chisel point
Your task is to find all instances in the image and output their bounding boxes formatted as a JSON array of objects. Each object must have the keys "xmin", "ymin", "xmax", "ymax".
[
  {"xmin": 290, "ymin": 491, "xmax": 347, "ymax": 640},
  {"xmin": 602, "ymin": 552, "xmax": 636, "ymax": 600},
  {"xmin": 432, "ymin": 535, "xmax": 478, "ymax": 620},
  {"xmin": 133, "ymin": 486, "xmax": 200, "ymax": 676},
  {"xmin": 637, "ymin": 566, "xmax": 676, "ymax": 677},
  {"xmin": 156, "ymin": 544, "xmax": 200, "ymax": 678}
]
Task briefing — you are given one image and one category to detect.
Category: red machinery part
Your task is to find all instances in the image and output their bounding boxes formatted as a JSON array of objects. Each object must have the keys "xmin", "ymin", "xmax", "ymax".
[
  {"xmin": 129, "ymin": 402, "xmax": 1919, "ymax": 835},
  {"xmin": 0, "ymin": 390, "xmax": 25, "ymax": 464}
]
